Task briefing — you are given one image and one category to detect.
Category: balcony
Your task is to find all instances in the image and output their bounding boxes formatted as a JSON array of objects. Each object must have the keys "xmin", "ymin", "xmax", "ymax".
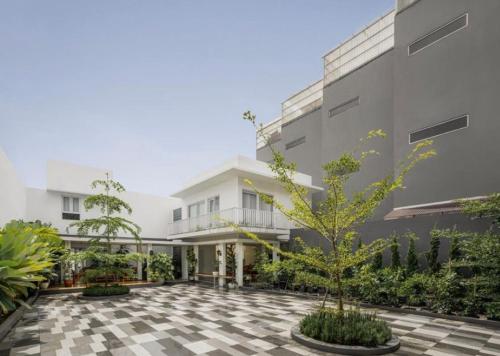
[{"xmin": 167, "ymin": 207, "xmax": 291, "ymax": 238}]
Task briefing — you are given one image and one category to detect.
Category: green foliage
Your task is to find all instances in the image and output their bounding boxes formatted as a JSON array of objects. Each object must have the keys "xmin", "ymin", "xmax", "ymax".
[
  {"xmin": 390, "ymin": 233, "xmax": 400, "ymax": 269},
  {"xmin": 426, "ymin": 233, "xmax": 441, "ymax": 274},
  {"xmin": 428, "ymin": 269, "xmax": 463, "ymax": 314},
  {"xmin": 485, "ymin": 302, "xmax": 500, "ymax": 321},
  {"xmin": 300, "ymin": 309, "xmax": 392, "ymax": 347},
  {"xmin": 70, "ymin": 174, "xmax": 141, "ymax": 251},
  {"xmin": 226, "ymin": 244, "xmax": 237, "ymax": 283},
  {"xmin": 240, "ymin": 111, "xmax": 435, "ymax": 312},
  {"xmin": 405, "ymin": 232, "xmax": 419, "ymax": 275},
  {"xmin": 398, "ymin": 273, "xmax": 432, "ymax": 306},
  {"xmin": 82, "ymin": 284, "xmax": 130, "ymax": 297},
  {"xmin": 449, "ymin": 234, "xmax": 461, "ymax": 262},
  {"xmin": 461, "ymin": 193, "xmax": 500, "ymax": 225},
  {"xmin": 356, "ymin": 266, "xmax": 405, "ymax": 306},
  {"xmin": 147, "ymin": 253, "xmax": 174, "ymax": 282},
  {"xmin": 372, "ymin": 252, "xmax": 383, "ymax": 271},
  {"xmin": 253, "ymin": 250, "xmax": 273, "ymax": 285},
  {"xmin": 0, "ymin": 221, "xmax": 57, "ymax": 315},
  {"xmin": 186, "ymin": 247, "xmax": 197, "ymax": 278}
]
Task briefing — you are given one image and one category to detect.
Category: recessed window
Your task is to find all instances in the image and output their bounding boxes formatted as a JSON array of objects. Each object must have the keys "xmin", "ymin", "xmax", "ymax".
[
  {"xmin": 207, "ymin": 196, "xmax": 220, "ymax": 213},
  {"xmin": 188, "ymin": 201, "xmax": 205, "ymax": 218},
  {"xmin": 408, "ymin": 13, "xmax": 468, "ymax": 55},
  {"xmin": 173, "ymin": 208, "xmax": 182, "ymax": 222},
  {"xmin": 329, "ymin": 97, "xmax": 360, "ymax": 118},
  {"xmin": 409, "ymin": 115, "xmax": 469, "ymax": 143},
  {"xmin": 285, "ymin": 136, "xmax": 306, "ymax": 150},
  {"xmin": 62, "ymin": 196, "xmax": 80, "ymax": 220}
]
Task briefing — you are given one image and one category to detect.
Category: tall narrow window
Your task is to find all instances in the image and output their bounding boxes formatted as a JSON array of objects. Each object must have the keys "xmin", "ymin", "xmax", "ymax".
[
  {"xmin": 173, "ymin": 208, "xmax": 182, "ymax": 222},
  {"xmin": 242, "ymin": 191, "xmax": 257, "ymax": 210},
  {"xmin": 72, "ymin": 198, "xmax": 79, "ymax": 212},
  {"xmin": 188, "ymin": 201, "xmax": 205, "ymax": 218},
  {"xmin": 63, "ymin": 197, "xmax": 70, "ymax": 212},
  {"xmin": 207, "ymin": 196, "xmax": 220, "ymax": 213}
]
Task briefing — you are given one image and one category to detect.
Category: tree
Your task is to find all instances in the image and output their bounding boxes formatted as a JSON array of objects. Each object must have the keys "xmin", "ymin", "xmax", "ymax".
[
  {"xmin": 234, "ymin": 111, "xmax": 435, "ymax": 311},
  {"xmin": 390, "ymin": 233, "xmax": 401, "ymax": 269},
  {"xmin": 70, "ymin": 173, "xmax": 141, "ymax": 252},
  {"xmin": 372, "ymin": 252, "xmax": 383, "ymax": 271},
  {"xmin": 427, "ymin": 233, "xmax": 441, "ymax": 274},
  {"xmin": 405, "ymin": 232, "xmax": 419, "ymax": 275}
]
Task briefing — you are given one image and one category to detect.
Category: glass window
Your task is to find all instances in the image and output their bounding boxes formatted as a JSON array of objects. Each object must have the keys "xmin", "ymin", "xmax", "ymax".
[
  {"xmin": 173, "ymin": 208, "xmax": 182, "ymax": 221},
  {"xmin": 259, "ymin": 194, "xmax": 273, "ymax": 212},
  {"xmin": 242, "ymin": 191, "xmax": 257, "ymax": 210},
  {"xmin": 188, "ymin": 201, "xmax": 205, "ymax": 218},
  {"xmin": 72, "ymin": 198, "xmax": 79, "ymax": 212},
  {"xmin": 208, "ymin": 196, "xmax": 219, "ymax": 213},
  {"xmin": 63, "ymin": 197, "xmax": 70, "ymax": 212}
]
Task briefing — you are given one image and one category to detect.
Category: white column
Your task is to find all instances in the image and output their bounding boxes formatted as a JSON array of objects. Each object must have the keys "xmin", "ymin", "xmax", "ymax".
[
  {"xmin": 137, "ymin": 245, "xmax": 143, "ymax": 281},
  {"xmin": 235, "ymin": 242, "xmax": 244, "ymax": 286},
  {"xmin": 217, "ymin": 243, "xmax": 226, "ymax": 287},
  {"xmin": 272, "ymin": 241, "xmax": 280, "ymax": 262},
  {"xmin": 193, "ymin": 245, "xmax": 199, "ymax": 281},
  {"xmin": 181, "ymin": 246, "xmax": 188, "ymax": 280}
]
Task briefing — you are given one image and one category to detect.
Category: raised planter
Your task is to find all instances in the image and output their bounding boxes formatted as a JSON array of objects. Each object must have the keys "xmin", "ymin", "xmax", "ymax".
[
  {"xmin": 0, "ymin": 293, "xmax": 38, "ymax": 342},
  {"xmin": 78, "ymin": 292, "xmax": 131, "ymax": 300},
  {"xmin": 291, "ymin": 326, "xmax": 400, "ymax": 355}
]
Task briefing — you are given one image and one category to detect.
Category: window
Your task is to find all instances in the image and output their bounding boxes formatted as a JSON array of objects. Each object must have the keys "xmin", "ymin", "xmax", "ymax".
[
  {"xmin": 285, "ymin": 136, "xmax": 306, "ymax": 150},
  {"xmin": 62, "ymin": 196, "xmax": 80, "ymax": 220},
  {"xmin": 242, "ymin": 191, "xmax": 257, "ymax": 210},
  {"xmin": 259, "ymin": 194, "xmax": 273, "ymax": 212},
  {"xmin": 207, "ymin": 196, "xmax": 220, "ymax": 213},
  {"xmin": 188, "ymin": 201, "xmax": 205, "ymax": 218},
  {"xmin": 329, "ymin": 97, "xmax": 360, "ymax": 118},
  {"xmin": 409, "ymin": 115, "xmax": 469, "ymax": 143},
  {"xmin": 408, "ymin": 13, "xmax": 468, "ymax": 55},
  {"xmin": 173, "ymin": 208, "xmax": 182, "ymax": 222}
]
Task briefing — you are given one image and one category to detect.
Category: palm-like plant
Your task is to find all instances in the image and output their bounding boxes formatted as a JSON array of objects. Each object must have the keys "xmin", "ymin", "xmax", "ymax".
[{"xmin": 0, "ymin": 221, "xmax": 56, "ymax": 315}]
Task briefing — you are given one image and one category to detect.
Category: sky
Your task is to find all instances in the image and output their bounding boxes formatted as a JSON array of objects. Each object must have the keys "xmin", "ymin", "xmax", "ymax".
[{"xmin": 0, "ymin": 0, "xmax": 394, "ymax": 197}]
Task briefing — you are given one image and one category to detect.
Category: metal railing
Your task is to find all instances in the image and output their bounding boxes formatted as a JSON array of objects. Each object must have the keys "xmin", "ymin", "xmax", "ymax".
[
  {"xmin": 281, "ymin": 79, "xmax": 323, "ymax": 125},
  {"xmin": 167, "ymin": 207, "xmax": 291, "ymax": 235},
  {"xmin": 257, "ymin": 117, "xmax": 282, "ymax": 149},
  {"xmin": 323, "ymin": 10, "xmax": 395, "ymax": 86}
]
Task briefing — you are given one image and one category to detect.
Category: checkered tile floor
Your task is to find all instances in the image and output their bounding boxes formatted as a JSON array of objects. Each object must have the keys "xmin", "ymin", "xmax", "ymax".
[{"xmin": 1, "ymin": 284, "xmax": 500, "ymax": 355}]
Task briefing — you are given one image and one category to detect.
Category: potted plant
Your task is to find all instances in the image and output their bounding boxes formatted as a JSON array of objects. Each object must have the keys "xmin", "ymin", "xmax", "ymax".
[
  {"xmin": 40, "ymin": 269, "xmax": 57, "ymax": 289},
  {"xmin": 226, "ymin": 244, "xmax": 237, "ymax": 289},
  {"xmin": 63, "ymin": 272, "xmax": 73, "ymax": 287},
  {"xmin": 187, "ymin": 247, "xmax": 197, "ymax": 281}
]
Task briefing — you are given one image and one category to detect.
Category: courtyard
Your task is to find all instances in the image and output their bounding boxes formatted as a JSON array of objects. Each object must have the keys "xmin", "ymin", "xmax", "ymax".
[{"xmin": 1, "ymin": 285, "xmax": 499, "ymax": 356}]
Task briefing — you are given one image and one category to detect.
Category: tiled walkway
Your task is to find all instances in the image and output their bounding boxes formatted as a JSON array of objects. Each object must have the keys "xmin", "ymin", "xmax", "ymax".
[{"xmin": 1, "ymin": 284, "xmax": 500, "ymax": 355}]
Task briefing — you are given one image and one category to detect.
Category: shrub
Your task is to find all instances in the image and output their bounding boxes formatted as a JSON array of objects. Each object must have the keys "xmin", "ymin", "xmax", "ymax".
[
  {"xmin": 356, "ymin": 266, "xmax": 404, "ymax": 306},
  {"xmin": 147, "ymin": 253, "xmax": 174, "ymax": 282},
  {"xmin": 398, "ymin": 273, "xmax": 432, "ymax": 306},
  {"xmin": 82, "ymin": 284, "xmax": 130, "ymax": 297},
  {"xmin": 485, "ymin": 302, "xmax": 500, "ymax": 320},
  {"xmin": 390, "ymin": 234, "xmax": 401, "ymax": 269},
  {"xmin": 300, "ymin": 309, "xmax": 392, "ymax": 347},
  {"xmin": 405, "ymin": 232, "xmax": 419, "ymax": 275},
  {"xmin": 428, "ymin": 269, "xmax": 464, "ymax": 314},
  {"xmin": 372, "ymin": 252, "xmax": 383, "ymax": 271},
  {"xmin": 426, "ymin": 233, "xmax": 441, "ymax": 274}
]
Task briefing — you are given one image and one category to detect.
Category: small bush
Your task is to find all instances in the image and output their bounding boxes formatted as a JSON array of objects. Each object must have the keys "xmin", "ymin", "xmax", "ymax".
[
  {"xmin": 485, "ymin": 302, "xmax": 500, "ymax": 320},
  {"xmin": 300, "ymin": 309, "xmax": 392, "ymax": 347},
  {"xmin": 398, "ymin": 273, "xmax": 432, "ymax": 306},
  {"xmin": 82, "ymin": 284, "xmax": 130, "ymax": 297}
]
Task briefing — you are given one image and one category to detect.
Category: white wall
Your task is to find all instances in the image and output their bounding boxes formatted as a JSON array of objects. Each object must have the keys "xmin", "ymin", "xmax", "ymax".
[
  {"xmin": 47, "ymin": 160, "xmax": 111, "ymax": 195},
  {"xmin": 0, "ymin": 148, "xmax": 26, "ymax": 225}
]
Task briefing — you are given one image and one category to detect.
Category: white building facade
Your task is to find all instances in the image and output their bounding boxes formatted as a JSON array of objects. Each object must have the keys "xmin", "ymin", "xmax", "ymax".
[{"xmin": 0, "ymin": 148, "xmax": 320, "ymax": 287}]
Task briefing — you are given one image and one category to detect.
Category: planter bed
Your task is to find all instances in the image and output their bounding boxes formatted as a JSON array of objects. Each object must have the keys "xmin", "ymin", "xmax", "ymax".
[
  {"xmin": 40, "ymin": 281, "xmax": 163, "ymax": 295},
  {"xmin": 291, "ymin": 326, "xmax": 400, "ymax": 355},
  {"xmin": 241, "ymin": 286, "xmax": 500, "ymax": 328},
  {"xmin": 0, "ymin": 293, "xmax": 38, "ymax": 342}
]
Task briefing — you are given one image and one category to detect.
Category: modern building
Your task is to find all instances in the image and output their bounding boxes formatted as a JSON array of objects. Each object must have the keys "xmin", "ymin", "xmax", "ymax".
[
  {"xmin": 0, "ymin": 148, "xmax": 320, "ymax": 286},
  {"xmin": 256, "ymin": 0, "xmax": 500, "ymax": 257}
]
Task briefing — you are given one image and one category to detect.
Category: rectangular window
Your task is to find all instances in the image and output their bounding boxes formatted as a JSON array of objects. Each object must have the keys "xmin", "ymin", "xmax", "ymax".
[
  {"xmin": 328, "ymin": 97, "xmax": 359, "ymax": 118},
  {"xmin": 408, "ymin": 13, "xmax": 468, "ymax": 55},
  {"xmin": 188, "ymin": 201, "xmax": 205, "ymax": 218},
  {"xmin": 207, "ymin": 196, "xmax": 220, "ymax": 213},
  {"xmin": 259, "ymin": 194, "xmax": 273, "ymax": 212},
  {"xmin": 173, "ymin": 208, "xmax": 182, "ymax": 222},
  {"xmin": 242, "ymin": 191, "xmax": 257, "ymax": 210},
  {"xmin": 285, "ymin": 136, "xmax": 306, "ymax": 150},
  {"xmin": 409, "ymin": 115, "xmax": 469, "ymax": 143},
  {"xmin": 62, "ymin": 196, "xmax": 80, "ymax": 220}
]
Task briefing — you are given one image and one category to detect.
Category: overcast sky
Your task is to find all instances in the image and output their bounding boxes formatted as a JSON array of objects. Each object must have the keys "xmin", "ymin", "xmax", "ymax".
[{"xmin": 0, "ymin": 0, "xmax": 394, "ymax": 197}]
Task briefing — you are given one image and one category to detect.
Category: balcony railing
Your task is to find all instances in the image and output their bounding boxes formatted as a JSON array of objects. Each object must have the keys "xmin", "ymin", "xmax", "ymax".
[{"xmin": 167, "ymin": 207, "xmax": 291, "ymax": 236}]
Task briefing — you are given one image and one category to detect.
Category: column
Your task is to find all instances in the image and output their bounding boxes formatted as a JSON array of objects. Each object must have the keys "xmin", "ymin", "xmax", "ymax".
[
  {"xmin": 217, "ymin": 243, "xmax": 226, "ymax": 287},
  {"xmin": 181, "ymin": 246, "xmax": 188, "ymax": 280},
  {"xmin": 137, "ymin": 245, "xmax": 143, "ymax": 281},
  {"xmin": 235, "ymin": 242, "xmax": 244, "ymax": 286},
  {"xmin": 272, "ymin": 241, "xmax": 280, "ymax": 262},
  {"xmin": 193, "ymin": 245, "xmax": 199, "ymax": 281},
  {"xmin": 62, "ymin": 241, "xmax": 71, "ymax": 283}
]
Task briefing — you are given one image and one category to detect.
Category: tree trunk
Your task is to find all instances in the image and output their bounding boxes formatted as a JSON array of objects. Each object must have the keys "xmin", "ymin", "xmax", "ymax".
[
  {"xmin": 335, "ymin": 272, "xmax": 343, "ymax": 312},
  {"xmin": 321, "ymin": 287, "xmax": 329, "ymax": 309}
]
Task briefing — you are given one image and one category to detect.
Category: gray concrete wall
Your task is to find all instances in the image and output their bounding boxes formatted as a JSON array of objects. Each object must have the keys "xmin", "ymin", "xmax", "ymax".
[
  {"xmin": 393, "ymin": 0, "xmax": 500, "ymax": 208},
  {"xmin": 198, "ymin": 245, "xmax": 216, "ymax": 273}
]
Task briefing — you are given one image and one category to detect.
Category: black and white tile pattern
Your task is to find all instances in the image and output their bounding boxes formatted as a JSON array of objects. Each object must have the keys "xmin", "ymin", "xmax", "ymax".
[{"xmin": 1, "ymin": 285, "xmax": 500, "ymax": 355}]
